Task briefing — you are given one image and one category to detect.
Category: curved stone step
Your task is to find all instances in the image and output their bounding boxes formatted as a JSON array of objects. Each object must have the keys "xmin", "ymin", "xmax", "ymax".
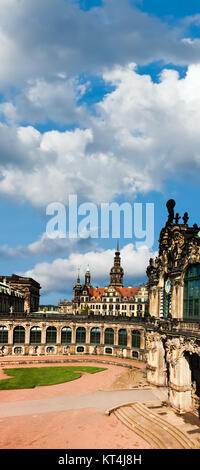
[
  {"xmin": 132, "ymin": 402, "xmax": 196, "ymax": 449},
  {"xmin": 113, "ymin": 402, "xmax": 197, "ymax": 449},
  {"xmin": 114, "ymin": 407, "xmax": 166, "ymax": 449}
]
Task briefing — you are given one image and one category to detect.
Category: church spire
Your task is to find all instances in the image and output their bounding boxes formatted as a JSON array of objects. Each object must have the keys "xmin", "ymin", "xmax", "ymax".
[
  {"xmin": 109, "ymin": 242, "xmax": 124, "ymax": 287},
  {"xmin": 85, "ymin": 265, "xmax": 91, "ymax": 286}
]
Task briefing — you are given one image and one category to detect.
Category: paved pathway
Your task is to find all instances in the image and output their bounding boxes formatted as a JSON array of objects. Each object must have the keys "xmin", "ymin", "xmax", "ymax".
[{"xmin": 0, "ymin": 388, "xmax": 166, "ymax": 418}]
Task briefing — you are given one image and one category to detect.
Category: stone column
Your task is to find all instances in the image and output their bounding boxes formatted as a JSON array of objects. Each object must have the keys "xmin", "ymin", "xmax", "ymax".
[
  {"xmin": 56, "ymin": 325, "xmax": 62, "ymax": 345},
  {"xmin": 8, "ymin": 324, "xmax": 13, "ymax": 345},
  {"xmin": 41, "ymin": 324, "xmax": 46, "ymax": 345},
  {"xmin": 100, "ymin": 326, "xmax": 104, "ymax": 344},
  {"xmin": 86, "ymin": 325, "xmax": 90, "ymax": 344},
  {"xmin": 71, "ymin": 325, "xmax": 76, "ymax": 344},
  {"xmin": 146, "ymin": 333, "xmax": 167, "ymax": 386},
  {"xmin": 114, "ymin": 327, "xmax": 118, "ymax": 346},
  {"xmin": 127, "ymin": 329, "xmax": 132, "ymax": 348},
  {"xmin": 177, "ymin": 283, "xmax": 184, "ymax": 319},
  {"xmin": 140, "ymin": 330, "xmax": 145, "ymax": 350},
  {"xmin": 171, "ymin": 279, "xmax": 183, "ymax": 318},
  {"xmin": 25, "ymin": 324, "xmax": 30, "ymax": 344},
  {"xmin": 168, "ymin": 356, "xmax": 192, "ymax": 412},
  {"xmin": 149, "ymin": 287, "xmax": 160, "ymax": 317},
  {"xmin": 170, "ymin": 281, "xmax": 176, "ymax": 318}
]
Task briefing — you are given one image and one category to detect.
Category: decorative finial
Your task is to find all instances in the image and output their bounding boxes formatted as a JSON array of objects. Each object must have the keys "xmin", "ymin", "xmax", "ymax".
[{"xmin": 175, "ymin": 213, "xmax": 181, "ymax": 224}]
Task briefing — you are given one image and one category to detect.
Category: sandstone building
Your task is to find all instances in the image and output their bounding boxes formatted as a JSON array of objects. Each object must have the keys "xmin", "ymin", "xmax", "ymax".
[
  {"xmin": 61, "ymin": 243, "xmax": 148, "ymax": 317},
  {"xmin": 0, "ymin": 274, "xmax": 40, "ymax": 313},
  {"xmin": 0, "ymin": 200, "xmax": 200, "ymax": 416}
]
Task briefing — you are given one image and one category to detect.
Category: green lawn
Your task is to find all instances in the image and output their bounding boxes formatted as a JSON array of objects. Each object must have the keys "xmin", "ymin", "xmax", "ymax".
[{"xmin": 0, "ymin": 365, "xmax": 106, "ymax": 390}]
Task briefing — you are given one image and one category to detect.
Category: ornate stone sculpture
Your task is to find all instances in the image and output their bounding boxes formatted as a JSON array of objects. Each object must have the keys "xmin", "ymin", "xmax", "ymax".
[{"xmin": 166, "ymin": 199, "xmax": 176, "ymax": 225}]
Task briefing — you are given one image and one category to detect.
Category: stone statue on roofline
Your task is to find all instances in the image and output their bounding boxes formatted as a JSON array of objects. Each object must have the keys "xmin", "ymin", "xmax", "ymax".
[{"xmin": 166, "ymin": 199, "xmax": 176, "ymax": 225}]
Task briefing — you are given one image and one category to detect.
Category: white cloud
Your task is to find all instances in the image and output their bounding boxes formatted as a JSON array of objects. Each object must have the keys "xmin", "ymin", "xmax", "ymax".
[
  {"xmin": 1, "ymin": 63, "xmax": 200, "ymax": 205},
  {"xmin": 0, "ymin": 232, "xmax": 96, "ymax": 258},
  {"xmin": 21, "ymin": 243, "xmax": 156, "ymax": 293},
  {"xmin": 0, "ymin": 0, "xmax": 199, "ymax": 89},
  {"xmin": 0, "ymin": 77, "xmax": 89, "ymax": 125}
]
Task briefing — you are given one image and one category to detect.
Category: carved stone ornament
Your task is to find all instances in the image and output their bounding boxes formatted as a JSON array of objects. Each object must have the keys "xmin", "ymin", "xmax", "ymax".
[
  {"xmin": 145, "ymin": 332, "xmax": 165, "ymax": 350},
  {"xmin": 165, "ymin": 336, "xmax": 200, "ymax": 364}
]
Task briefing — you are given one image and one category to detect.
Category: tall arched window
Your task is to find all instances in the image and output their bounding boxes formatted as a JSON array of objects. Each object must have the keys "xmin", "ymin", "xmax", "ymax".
[
  {"xmin": 30, "ymin": 326, "xmax": 41, "ymax": 344},
  {"xmin": 90, "ymin": 327, "xmax": 100, "ymax": 344},
  {"xmin": 0, "ymin": 326, "xmax": 8, "ymax": 343},
  {"xmin": 118, "ymin": 329, "xmax": 127, "ymax": 346},
  {"xmin": 184, "ymin": 264, "xmax": 200, "ymax": 318},
  {"xmin": 104, "ymin": 328, "xmax": 114, "ymax": 345},
  {"xmin": 76, "ymin": 327, "xmax": 86, "ymax": 344},
  {"xmin": 61, "ymin": 327, "xmax": 72, "ymax": 344},
  {"xmin": 46, "ymin": 326, "xmax": 57, "ymax": 344},
  {"xmin": 13, "ymin": 326, "xmax": 25, "ymax": 344},
  {"xmin": 132, "ymin": 330, "xmax": 141, "ymax": 349}
]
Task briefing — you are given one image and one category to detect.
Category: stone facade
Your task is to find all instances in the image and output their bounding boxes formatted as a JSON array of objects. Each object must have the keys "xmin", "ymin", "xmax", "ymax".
[
  {"xmin": 0, "ymin": 314, "xmax": 146, "ymax": 361},
  {"xmin": 0, "ymin": 281, "xmax": 24, "ymax": 313},
  {"xmin": 0, "ymin": 275, "xmax": 41, "ymax": 313},
  {"xmin": 145, "ymin": 200, "xmax": 200, "ymax": 415},
  {"xmin": 71, "ymin": 246, "xmax": 148, "ymax": 317}
]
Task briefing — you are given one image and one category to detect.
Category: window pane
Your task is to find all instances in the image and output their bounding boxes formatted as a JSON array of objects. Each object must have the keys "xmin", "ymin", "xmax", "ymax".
[
  {"xmin": 90, "ymin": 327, "xmax": 100, "ymax": 344},
  {"xmin": 46, "ymin": 327, "xmax": 57, "ymax": 344},
  {"xmin": 13, "ymin": 326, "xmax": 25, "ymax": 344},
  {"xmin": 61, "ymin": 327, "xmax": 72, "ymax": 344},
  {"xmin": 184, "ymin": 264, "xmax": 200, "ymax": 319},
  {"xmin": 30, "ymin": 327, "xmax": 41, "ymax": 344},
  {"xmin": 118, "ymin": 329, "xmax": 127, "ymax": 346},
  {"xmin": 132, "ymin": 330, "xmax": 141, "ymax": 349},
  {"xmin": 76, "ymin": 327, "xmax": 86, "ymax": 344},
  {"xmin": 0, "ymin": 326, "xmax": 8, "ymax": 343},
  {"xmin": 104, "ymin": 328, "xmax": 114, "ymax": 345}
]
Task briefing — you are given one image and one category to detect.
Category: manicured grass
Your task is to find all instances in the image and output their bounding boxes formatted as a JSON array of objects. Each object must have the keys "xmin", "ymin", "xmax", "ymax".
[{"xmin": 0, "ymin": 365, "xmax": 106, "ymax": 390}]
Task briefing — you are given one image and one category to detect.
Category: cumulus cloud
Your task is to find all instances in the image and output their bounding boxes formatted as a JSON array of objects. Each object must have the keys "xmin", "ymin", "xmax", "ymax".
[
  {"xmin": 0, "ymin": 0, "xmax": 199, "ymax": 88},
  {"xmin": 0, "ymin": 77, "xmax": 89, "ymax": 125},
  {"xmin": 1, "ymin": 63, "xmax": 200, "ymax": 205},
  {"xmin": 0, "ymin": 232, "xmax": 96, "ymax": 258},
  {"xmin": 21, "ymin": 243, "xmax": 156, "ymax": 293}
]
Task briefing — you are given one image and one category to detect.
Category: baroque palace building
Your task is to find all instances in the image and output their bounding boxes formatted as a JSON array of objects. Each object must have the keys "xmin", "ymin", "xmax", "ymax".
[
  {"xmin": 59, "ymin": 242, "xmax": 148, "ymax": 318},
  {"xmin": 1, "ymin": 199, "xmax": 200, "ymax": 415}
]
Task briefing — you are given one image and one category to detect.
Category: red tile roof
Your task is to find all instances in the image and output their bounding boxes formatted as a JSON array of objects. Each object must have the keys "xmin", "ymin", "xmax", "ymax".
[{"xmin": 89, "ymin": 286, "xmax": 140, "ymax": 300}]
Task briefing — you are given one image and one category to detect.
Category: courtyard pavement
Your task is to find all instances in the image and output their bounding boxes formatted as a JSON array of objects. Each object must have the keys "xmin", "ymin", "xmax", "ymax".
[{"xmin": 0, "ymin": 356, "xmax": 167, "ymax": 449}]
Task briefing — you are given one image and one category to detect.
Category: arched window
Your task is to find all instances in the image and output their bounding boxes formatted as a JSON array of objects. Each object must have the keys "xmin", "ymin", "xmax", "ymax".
[
  {"xmin": 90, "ymin": 327, "xmax": 101, "ymax": 344},
  {"xmin": 46, "ymin": 326, "xmax": 57, "ymax": 344},
  {"xmin": 104, "ymin": 328, "xmax": 114, "ymax": 345},
  {"xmin": 118, "ymin": 329, "xmax": 127, "ymax": 346},
  {"xmin": 0, "ymin": 326, "xmax": 8, "ymax": 343},
  {"xmin": 61, "ymin": 327, "xmax": 72, "ymax": 344},
  {"xmin": 132, "ymin": 330, "xmax": 141, "ymax": 349},
  {"xmin": 76, "ymin": 327, "xmax": 86, "ymax": 344},
  {"xmin": 13, "ymin": 326, "xmax": 25, "ymax": 344},
  {"xmin": 30, "ymin": 326, "xmax": 41, "ymax": 344},
  {"xmin": 184, "ymin": 264, "xmax": 200, "ymax": 319}
]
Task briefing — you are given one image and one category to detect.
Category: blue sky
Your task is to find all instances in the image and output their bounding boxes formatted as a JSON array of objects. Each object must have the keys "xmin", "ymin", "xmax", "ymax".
[{"xmin": 1, "ymin": 0, "xmax": 200, "ymax": 304}]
